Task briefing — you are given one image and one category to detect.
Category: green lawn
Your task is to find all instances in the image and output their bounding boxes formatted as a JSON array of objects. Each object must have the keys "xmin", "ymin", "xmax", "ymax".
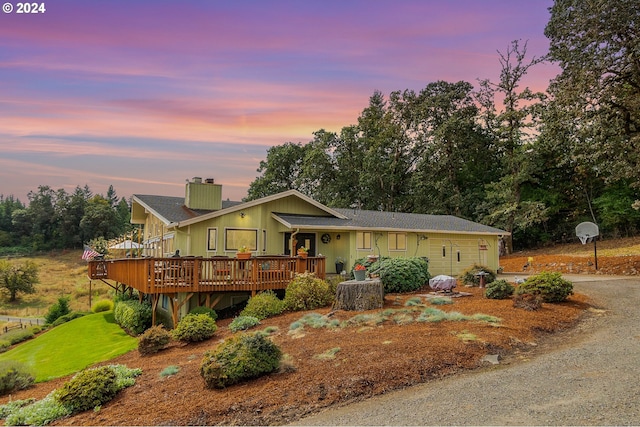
[{"xmin": 0, "ymin": 311, "xmax": 138, "ymax": 382}]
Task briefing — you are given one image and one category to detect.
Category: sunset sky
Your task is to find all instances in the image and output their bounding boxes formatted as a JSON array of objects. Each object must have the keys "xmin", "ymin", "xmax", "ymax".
[{"xmin": 0, "ymin": 0, "xmax": 559, "ymax": 204}]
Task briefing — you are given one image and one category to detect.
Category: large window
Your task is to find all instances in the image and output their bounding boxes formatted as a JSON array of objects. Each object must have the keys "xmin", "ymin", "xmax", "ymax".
[
  {"xmin": 225, "ymin": 228, "xmax": 258, "ymax": 252},
  {"xmin": 388, "ymin": 232, "xmax": 407, "ymax": 251},
  {"xmin": 356, "ymin": 231, "xmax": 372, "ymax": 250},
  {"xmin": 207, "ymin": 228, "xmax": 217, "ymax": 251}
]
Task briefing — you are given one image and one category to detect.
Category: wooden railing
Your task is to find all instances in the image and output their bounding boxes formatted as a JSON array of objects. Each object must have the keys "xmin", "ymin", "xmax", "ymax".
[{"xmin": 87, "ymin": 256, "xmax": 326, "ymax": 295}]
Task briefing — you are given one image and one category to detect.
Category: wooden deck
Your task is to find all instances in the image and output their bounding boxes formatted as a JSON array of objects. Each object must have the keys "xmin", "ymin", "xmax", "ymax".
[{"xmin": 87, "ymin": 255, "xmax": 326, "ymax": 295}]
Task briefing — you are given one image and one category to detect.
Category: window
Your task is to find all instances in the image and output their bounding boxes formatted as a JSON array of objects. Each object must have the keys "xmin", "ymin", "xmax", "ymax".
[
  {"xmin": 388, "ymin": 232, "xmax": 407, "ymax": 251},
  {"xmin": 225, "ymin": 228, "xmax": 258, "ymax": 251},
  {"xmin": 457, "ymin": 250, "xmax": 461, "ymax": 262},
  {"xmin": 356, "ymin": 232, "xmax": 372, "ymax": 250},
  {"xmin": 207, "ymin": 228, "xmax": 217, "ymax": 251},
  {"xmin": 262, "ymin": 229, "xmax": 267, "ymax": 252},
  {"xmin": 442, "ymin": 246, "xmax": 446, "ymax": 257}
]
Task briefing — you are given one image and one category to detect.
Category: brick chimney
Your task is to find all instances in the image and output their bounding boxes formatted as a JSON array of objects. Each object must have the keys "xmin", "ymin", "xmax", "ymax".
[{"xmin": 185, "ymin": 177, "xmax": 222, "ymax": 210}]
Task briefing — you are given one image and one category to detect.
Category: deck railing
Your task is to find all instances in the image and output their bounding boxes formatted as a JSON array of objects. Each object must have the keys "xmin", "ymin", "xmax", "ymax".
[{"xmin": 87, "ymin": 256, "xmax": 326, "ymax": 295}]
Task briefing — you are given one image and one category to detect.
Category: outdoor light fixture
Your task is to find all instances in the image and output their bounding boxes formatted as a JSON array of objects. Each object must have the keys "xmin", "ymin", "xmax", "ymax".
[{"xmin": 240, "ymin": 212, "xmax": 245, "ymax": 218}]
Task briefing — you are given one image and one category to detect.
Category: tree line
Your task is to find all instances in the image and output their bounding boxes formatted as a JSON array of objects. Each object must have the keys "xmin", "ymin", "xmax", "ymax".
[
  {"xmin": 0, "ymin": 185, "xmax": 133, "ymax": 254},
  {"xmin": 246, "ymin": 1, "xmax": 640, "ymax": 252}
]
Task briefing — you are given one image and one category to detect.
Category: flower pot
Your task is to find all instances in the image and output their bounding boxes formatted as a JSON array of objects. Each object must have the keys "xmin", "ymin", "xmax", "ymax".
[
  {"xmin": 236, "ymin": 252, "xmax": 251, "ymax": 260},
  {"xmin": 335, "ymin": 262, "xmax": 344, "ymax": 274},
  {"xmin": 353, "ymin": 269, "xmax": 366, "ymax": 281},
  {"xmin": 297, "ymin": 250, "xmax": 308, "ymax": 258}
]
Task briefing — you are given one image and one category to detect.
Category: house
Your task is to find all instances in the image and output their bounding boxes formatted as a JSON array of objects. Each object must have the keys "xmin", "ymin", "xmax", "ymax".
[{"xmin": 90, "ymin": 177, "xmax": 507, "ymax": 326}]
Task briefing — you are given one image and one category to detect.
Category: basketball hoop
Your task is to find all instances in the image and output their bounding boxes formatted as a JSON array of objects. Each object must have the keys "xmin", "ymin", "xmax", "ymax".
[
  {"xmin": 575, "ymin": 222, "xmax": 599, "ymax": 245},
  {"xmin": 575, "ymin": 222, "xmax": 600, "ymax": 270}
]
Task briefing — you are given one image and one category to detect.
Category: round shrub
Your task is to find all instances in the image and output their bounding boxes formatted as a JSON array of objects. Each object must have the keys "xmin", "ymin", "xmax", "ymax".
[
  {"xmin": 138, "ymin": 325, "xmax": 172, "ymax": 355},
  {"xmin": 114, "ymin": 299, "xmax": 152, "ymax": 336},
  {"xmin": 44, "ymin": 296, "xmax": 71, "ymax": 325},
  {"xmin": 200, "ymin": 332, "xmax": 282, "ymax": 389},
  {"xmin": 54, "ymin": 366, "xmax": 119, "ymax": 413},
  {"xmin": 0, "ymin": 361, "xmax": 35, "ymax": 396},
  {"xmin": 516, "ymin": 271, "xmax": 574, "ymax": 303},
  {"xmin": 459, "ymin": 263, "xmax": 497, "ymax": 287},
  {"xmin": 92, "ymin": 299, "xmax": 114, "ymax": 313},
  {"xmin": 375, "ymin": 257, "xmax": 431, "ymax": 293},
  {"xmin": 172, "ymin": 313, "xmax": 217, "ymax": 342},
  {"xmin": 240, "ymin": 290, "xmax": 285, "ymax": 320},
  {"xmin": 229, "ymin": 315, "xmax": 260, "ymax": 332},
  {"xmin": 484, "ymin": 279, "xmax": 515, "ymax": 299},
  {"xmin": 283, "ymin": 273, "xmax": 334, "ymax": 311},
  {"xmin": 50, "ymin": 311, "xmax": 87, "ymax": 327},
  {"xmin": 188, "ymin": 306, "xmax": 218, "ymax": 321}
]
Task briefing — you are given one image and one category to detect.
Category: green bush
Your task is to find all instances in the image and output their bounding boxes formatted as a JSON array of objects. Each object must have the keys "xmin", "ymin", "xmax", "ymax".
[
  {"xmin": 2, "ymin": 328, "xmax": 34, "ymax": 345},
  {"xmin": 484, "ymin": 279, "xmax": 515, "ymax": 300},
  {"xmin": 283, "ymin": 273, "xmax": 334, "ymax": 311},
  {"xmin": 114, "ymin": 299, "xmax": 152, "ymax": 335},
  {"xmin": 138, "ymin": 325, "xmax": 172, "ymax": 355},
  {"xmin": 373, "ymin": 257, "xmax": 431, "ymax": 293},
  {"xmin": 0, "ymin": 361, "xmax": 35, "ymax": 396},
  {"xmin": 200, "ymin": 332, "xmax": 282, "ymax": 389},
  {"xmin": 229, "ymin": 315, "xmax": 260, "ymax": 332},
  {"xmin": 4, "ymin": 394, "xmax": 70, "ymax": 426},
  {"xmin": 44, "ymin": 296, "xmax": 71, "ymax": 325},
  {"xmin": 516, "ymin": 271, "xmax": 574, "ymax": 303},
  {"xmin": 91, "ymin": 299, "xmax": 114, "ymax": 313},
  {"xmin": 50, "ymin": 311, "xmax": 87, "ymax": 327},
  {"xmin": 53, "ymin": 366, "xmax": 119, "ymax": 413},
  {"xmin": 240, "ymin": 290, "xmax": 285, "ymax": 320},
  {"xmin": 459, "ymin": 263, "xmax": 497, "ymax": 287},
  {"xmin": 0, "ymin": 340, "xmax": 9, "ymax": 353},
  {"xmin": 171, "ymin": 314, "xmax": 217, "ymax": 342},
  {"xmin": 187, "ymin": 306, "xmax": 218, "ymax": 321}
]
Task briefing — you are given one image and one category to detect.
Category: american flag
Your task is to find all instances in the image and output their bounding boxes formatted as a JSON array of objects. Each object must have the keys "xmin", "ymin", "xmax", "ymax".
[{"xmin": 82, "ymin": 244, "xmax": 100, "ymax": 260}]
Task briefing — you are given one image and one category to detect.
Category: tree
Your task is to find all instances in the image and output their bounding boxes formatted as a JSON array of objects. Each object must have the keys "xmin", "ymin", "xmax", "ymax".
[
  {"xmin": 475, "ymin": 40, "xmax": 548, "ymax": 253},
  {"xmin": 80, "ymin": 195, "xmax": 120, "ymax": 241},
  {"xmin": 245, "ymin": 142, "xmax": 308, "ymax": 201},
  {"xmin": 545, "ymin": 0, "xmax": 640, "ymax": 189},
  {"xmin": 0, "ymin": 260, "xmax": 39, "ymax": 302}
]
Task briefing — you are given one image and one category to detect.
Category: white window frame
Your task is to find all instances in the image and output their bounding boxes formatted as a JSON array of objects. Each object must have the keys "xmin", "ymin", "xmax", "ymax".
[
  {"xmin": 225, "ymin": 228, "xmax": 258, "ymax": 252},
  {"xmin": 356, "ymin": 231, "xmax": 372, "ymax": 250},
  {"xmin": 207, "ymin": 228, "xmax": 217, "ymax": 251}
]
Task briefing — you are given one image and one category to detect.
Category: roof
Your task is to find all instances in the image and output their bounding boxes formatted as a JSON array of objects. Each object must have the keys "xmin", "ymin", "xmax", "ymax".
[
  {"xmin": 133, "ymin": 195, "xmax": 242, "ymax": 224},
  {"xmin": 133, "ymin": 190, "xmax": 507, "ymax": 236},
  {"xmin": 272, "ymin": 209, "xmax": 507, "ymax": 236}
]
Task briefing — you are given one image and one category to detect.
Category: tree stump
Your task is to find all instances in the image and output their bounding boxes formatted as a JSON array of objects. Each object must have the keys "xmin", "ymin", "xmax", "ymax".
[{"xmin": 333, "ymin": 278, "xmax": 384, "ymax": 311}]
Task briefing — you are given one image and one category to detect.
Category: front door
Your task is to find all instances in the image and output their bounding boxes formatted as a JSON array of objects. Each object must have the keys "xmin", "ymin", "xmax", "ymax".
[{"xmin": 284, "ymin": 232, "xmax": 316, "ymax": 256}]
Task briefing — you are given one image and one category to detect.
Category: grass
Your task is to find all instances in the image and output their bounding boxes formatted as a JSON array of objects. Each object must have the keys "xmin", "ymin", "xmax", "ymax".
[
  {"xmin": 0, "ymin": 311, "xmax": 138, "ymax": 382},
  {"xmin": 0, "ymin": 250, "xmax": 111, "ymax": 317}
]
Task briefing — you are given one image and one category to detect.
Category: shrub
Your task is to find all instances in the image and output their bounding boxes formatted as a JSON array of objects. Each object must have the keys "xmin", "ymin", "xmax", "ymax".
[
  {"xmin": 459, "ymin": 264, "xmax": 497, "ymax": 287},
  {"xmin": 484, "ymin": 279, "xmax": 515, "ymax": 300},
  {"xmin": 44, "ymin": 296, "xmax": 71, "ymax": 325},
  {"xmin": 374, "ymin": 257, "xmax": 431, "ymax": 293},
  {"xmin": 0, "ymin": 340, "xmax": 9, "ymax": 353},
  {"xmin": 114, "ymin": 299, "xmax": 152, "ymax": 335},
  {"xmin": 91, "ymin": 299, "xmax": 114, "ymax": 313},
  {"xmin": 2, "ymin": 328, "xmax": 34, "ymax": 345},
  {"xmin": 200, "ymin": 332, "xmax": 282, "ymax": 389},
  {"xmin": 138, "ymin": 325, "xmax": 172, "ymax": 355},
  {"xmin": 516, "ymin": 271, "xmax": 574, "ymax": 303},
  {"xmin": 50, "ymin": 311, "xmax": 87, "ymax": 327},
  {"xmin": 187, "ymin": 306, "xmax": 218, "ymax": 321},
  {"xmin": 4, "ymin": 394, "xmax": 70, "ymax": 426},
  {"xmin": 283, "ymin": 273, "xmax": 334, "ymax": 311},
  {"xmin": 0, "ymin": 361, "xmax": 35, "ymax": 396},
  {"xmin": 240, "ymin": 290, "xmax": 285, "ymax": 320},
  {"xmin": 172, "ymin": 313, "xmax": 217, "ymax": 342},
  {"xmin": 513, "ymin": 293, "xmax": 543, "ymax": 310},
  {"xmin": 229, "ymin": 315, "xmax": 260, "ymax": 332},
  {"xmin": 53, "ymin": 366, "xmax": 119, "ymax": 413}
]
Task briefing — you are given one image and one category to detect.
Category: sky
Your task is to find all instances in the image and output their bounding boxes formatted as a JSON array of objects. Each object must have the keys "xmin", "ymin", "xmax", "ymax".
[{"xmin": 0, "ymin": 0, "xmax": 559, "ymax": 204}]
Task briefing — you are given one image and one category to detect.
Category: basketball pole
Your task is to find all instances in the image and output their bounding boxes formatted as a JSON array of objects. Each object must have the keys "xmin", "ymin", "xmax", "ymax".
[{"xmin": 593, "ymin": 238, "xmax": 598, "ymax": 270}]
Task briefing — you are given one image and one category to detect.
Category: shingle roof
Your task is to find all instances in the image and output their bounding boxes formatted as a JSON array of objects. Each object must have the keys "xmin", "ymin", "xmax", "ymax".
[
  {"xmin": 134, "ymin": 195, "xmax": 242, "ymax": 223},
  {"xmin": 273, "ymin": 208, "xmax": 506, "ymax": 235}
]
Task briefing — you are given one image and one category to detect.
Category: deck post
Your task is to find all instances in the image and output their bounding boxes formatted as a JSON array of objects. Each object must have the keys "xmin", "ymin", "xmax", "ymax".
[{"xmin": 296, "ymin": 257, "xmax": 307, "ymax": 274}]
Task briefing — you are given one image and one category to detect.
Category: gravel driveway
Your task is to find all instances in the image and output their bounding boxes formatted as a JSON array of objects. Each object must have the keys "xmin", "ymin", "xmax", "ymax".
[{"xmin": 294, "ymin": 275, "xmax": 640, "ymax": 426}]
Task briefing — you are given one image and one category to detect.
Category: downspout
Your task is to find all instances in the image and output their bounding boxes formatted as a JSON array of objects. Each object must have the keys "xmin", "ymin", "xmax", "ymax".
[{"xmin": 290, "ymin": 228, "xmax": 300, "ymax": 255}]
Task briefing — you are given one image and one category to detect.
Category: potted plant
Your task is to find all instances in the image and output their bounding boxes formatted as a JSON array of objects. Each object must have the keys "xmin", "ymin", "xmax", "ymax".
[
  {"xmin": 335, "ymin": 256, "xmax": 345, "ymax": 274},
  {"xmin": 236, "ymin": 246, "xmax": 251, "ymax": 260},
  {"xmin": 353, "ymin": 263, "xmax": 367, "ymax": 281},
  {"xmin": 297, "ymin": 246, "xmax": 308, "ymax": 258}
]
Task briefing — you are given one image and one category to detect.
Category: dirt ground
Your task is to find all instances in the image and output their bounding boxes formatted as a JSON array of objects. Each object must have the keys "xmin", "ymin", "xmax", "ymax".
[
  {"xmin": 4, "ymin": 238, "xmax": 639, "ymax": 426},
  {"xmin": 2, "ymin": 287, "xmax": 589, "ymax": 426}
]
